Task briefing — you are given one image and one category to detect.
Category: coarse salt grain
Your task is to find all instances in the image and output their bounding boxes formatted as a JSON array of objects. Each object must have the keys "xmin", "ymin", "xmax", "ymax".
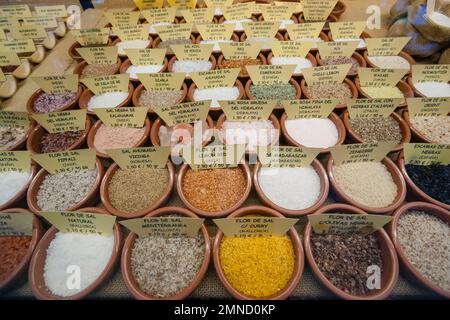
[
  {"xmin": 285, "ymin": 118, "xmax": 339, "ymax": 148},
  {"xmin": 270, "ymin": 57, "xmax": 312, "ymax": 74},
  {"xmin": 360, "ymin": 86, "xmax": 404, "ymax": 100},
  {"xmin": 126, "ymin": 64, "xmax": 164, "ymax": 79},
  {"xmin": 0, "ymin": 171, "xmax": 30, "ymax": 205},
  {"xmin": 367, "ymin": 55, "xmax": 410, "ymax": 69},
  {"xmin": 200, "ymin": 39, "xmax": 232, "ymax": 52},
  {"xmin": 223, "ymin": 19, "xmax": 253, "ymax": 31},
  {"xmin": 193, "ymin": 86, "xmax": 240, "ymax": 109},
  {"xmin": 412, "ymin": 81, "xmax": 450, "ymax": 97},
  {"xmin": 116, "ymin": 40, "xmax": 151, "ymax": 55},
  {"xmin": 172, "ymin": 60, "xmax": 212, "ymax": 75},
  {"xmin": 87, "ymin": 91, "xmax": 129, "ymax": 110},
  {"xmin": 222, "ymin": 120, "xmax": 277, "ymax": 152},
  {"xmin": 258, "ymin": 166, "xmax": 321, "ymax": 210},
  {"xmin": 44, "ymin": 232, "xmax": 114, "ymax": 297},
  {"xmin": 410, "ymin": 116, "xmax": 450, "ymax": 144}
]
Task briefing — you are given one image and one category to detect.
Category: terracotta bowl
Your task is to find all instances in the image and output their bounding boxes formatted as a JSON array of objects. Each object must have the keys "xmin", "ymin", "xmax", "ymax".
[
  {"xmin": 0, "ymin": 164, "xmax": 38, "ymax": 211},
  {"xmin": 111, "ymin": 37, "xmax": 153, "ymax": 59},
  {"xmin": 280, "ymin": 111, "xmax": 346, "ymax": 154},
  {"xmin": 26, "ymin": 118, "xmax": 92, "ymax": 154},
  {"xmin": 300, "ymin": 78, "xmax": 358, "ymax": 109},
  {"xmin": 28, "ymin": 207, "xmax": 123, "ymax": 300},
  {"xmin": 304, "ymin": 203, "xmax": 399, "ymax": 300},
  {"xmin": 72, "ymin": 58, "xmax": 121, "ymax": 77},
  {"xmin": 401, "ymin": 109, "xmax": 442, "ymax": 143},
  {"xmin": 79, "ymin": 82, "xmax": 134, "ymax": 117},
  {"xmin": 253, "ymin": 159, "xmax": 329, "ymax": 216},
  {"xmin": 2, "ymin": 120, "xmax": 35, "ymax": 151},
  {"xmin": 326, "ymin": 156, "xmax": 406, "ymax": 214},
  {"xmin": 239, "ymin": 32, "xmax": 284, "ymax": 52},
  {"xmin": 87, "ymin": 117, "xmax": 151, "ymax": 159},
  {"xmin": 151, "ymin": 35, "xmax": 197, "ymax": 56},
  {"xmin": 388, "ymin": 202, "xmax": 450, "ymax": 298},
  {"xmin": 363, "ymin": 51, "xmax": 416, "ymax": 74},
  {"xmin": 332, "ymin": 0, "xmax": 347, "ymax": 17},
  {"xmin": 194, "ymin": 33, "xmax": 240, "ymax": 53},
  {"xmin": 213, "ymin": 205, "xmax": 304, "ymax": 300},
  {"xmin": 342, "ymin": 110, "xmax": 411, "ymax": 153},
  {"xmin": 150, "ymin": 115, "xmax": 214, "ymax": 148},
  {"xmin": 167, "ymin": 54, "xmax": 217, "ymax": 76},
  {"xmin": 121, "ymin": 206, "xmax": 211, "ymax": 300},
  {"xmin": 245, "ymin": 78, "xmax": 302, "ymax": 110},
  {"xmin": 68, "ymin": 38, "xmax": 112, "ymax": 61},
  {"xmin": 132, "ymin": 82, "xmax": 188, "ymax": 113},
  {"xmin": 327, "ymin": 31, "xmax": 371, "ymax": 52},
  {"xmin": 354, "ymin": 77, "xmax": 414, "ymax": 108},
  {"xmin": 397, "ymin": 151, "xmax": 450, "ymax": 210},
  {"xmin": 216, "ymin": 113, "xmax": 281, "ymax": 154},
  {"xmin": 267, "ymin": 52, "xmax": 317, "ymax": 77},
  {"xmin": 119, "ymin": 57, "xmax": 168, "ymax": 83},
  {"xmin": 216, "ymin": 53, "xmax": 267, "ymax": 78},
  {"xmin": 316, "ymin": 52, "xmax": 366, "ymax": 77},
  {"xmin": 0, "ymin": 208, "xmax": 43, "ymax": 294},
  {"xmin": 100, "ymin": 161, "xmax": 175, "ymax": 219},
  {"xmin": 26, "ymin": 85, "xmax": 83, "ymax": 115},
  {"xmin": 177, "ymin": 161, "xmax": 252, "ymax": 218},
  {"xmin": 26, "ymin": 158, "xmax": 105, "ymax": 214},
  {"xmin": 187, "ymin": 79, "xmax": 244, "ymax": 119}
]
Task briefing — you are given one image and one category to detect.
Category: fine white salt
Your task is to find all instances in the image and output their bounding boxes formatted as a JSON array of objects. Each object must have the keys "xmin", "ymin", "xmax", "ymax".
[
  {"xmin": 279, "ymin": 19, "xmax": 295, "ymax": 29},
  {"xmin": 126, "ymin": 64, "xmax": 164, "ymax": 79},
  {"xmin": 193, "ymin": 86, "xmax": 240, "ymax": 108},
  {"xmin": 429, "ymin": 11, "xmax": 450, "ymax": 27},
  {"xmin": 200, "ymin": 39, "xmax": 232, "ymax": 52},
  {"xmin": 285, "ymin": 118, "xmax": 339, "ymax": 148},
  {"xmin": 223, "ymin": 19, "xmax": 253, "ymax": 31},
  {"xmin": 367, "ymin": 55, "xmax": 410, "ymax": 69},
  {"xmin": 44, "ymin": 232, "xmax": 114, "ymax": 297},
  {"xmin": 222, "ymin": 120, "xmax": 277, "ymax": 152},
  {"xmin": 334, "ymin": 37, "xmax": 366, "ymax": 49},
  {"xmin": 0, "ymin": 171, "xmax": 30, "ymax": 205},
  {"xmin": 413, "ymin": 81, "xmax": 450, "ymax": 97},
  {"xmin": 87, "ymin": 91, "xmax": 129, "ymax": 110},
  {"xmin": 116, "ymin": 40, "xmax": 151, "ymax": 55},
  {"xmin": 172, "ymin": 60, "xmax": 212, "ymax": 75},
  {"xmin": 258, "ymin": 166, "xmax": 321, "ymax": 210},
  {"xmin": 271, "ymin": 57, "xmax": 312, "ymax": 74}
]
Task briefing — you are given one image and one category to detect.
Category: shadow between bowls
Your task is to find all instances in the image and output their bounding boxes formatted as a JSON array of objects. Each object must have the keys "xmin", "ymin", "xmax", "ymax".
[
  {"xmin": 79, "ymin": 82, "xmax": 134, "ymax": 117},
  {"xmin": 119, "ymin": 57, "xmax": 169, "ymax": 84},
  {"xmin": 87, "ymin": 117, "xmax": 151, "ymax": 159},
  {"xmin": 300, "ymin": 78, "xmax": 358, "ymax": 110},
  {"xmin": 354, "ymin": 77, "xmax": 414, "ymax": 108},
  {"xmin": 26, "ymin": 158, "xmax": 105, "ymax": 214},
  {"xmin": 326, "ymin": 156, "xmax": 407, "ymax": 214},
  {"xmin": 401, "ymin": 109, "xmax": 437, "ymax": 143},
  {"xmin": 216, "ymin": 53, "xmax": 267, "ymax": 78},
  {"xmin": 363, "ymin": 51, "xmax": 416, "ymax": 74},
  {"xmin": 280, "ymin": 111, "xmax": 346, "ymax": 154},
  {"xmin": 121, "ymin": 206, "xmax": 211, "ymax": 300},
  {"xmin": 212, "ymin": 205, "xmax": 304, "ymax": 300},
  {"xmin": 0, "ymin": 164, "xmax": 38, "ymax": 211},
  {"xmin": 315, "ymin": 51, "xmax": 366, "ymax": 77},
  {"xmin": 342, "ymin": 110, "xmax": 411, "ymax": 153},
  {"xmin": 176, "ymin": 161, "xmax": 252, "ymax": 218},
  {"xmin": 303, "ymin": 203, "xmax": 399, "ymax": 300},
  {"xmin": 26, "ymin": 85, "xmax": 83, "ymax": 115},
  {"xmin": 331, "ymin": 0, "xmax": 346, "ymax": 17},
  {"xmin": 28, "ymin": 207, "xmax": 123, "ymax": 300},
  {"xmin": 132, "ymin": 82, "xmax": 188, "ymax": 112},
  {"xmin": 396, "ymin": 151, "xmax": 450, "ymax": 211},
  {"xmin": 245, "ymin": 78, "xmax": 302, "ymax": 110},
  {"xmin": 72, "ymin": 58, "xmax": 122, "ymax": 77},
  {"xmin": 0, "ymin": 208, "xmax": 43, "ymax": 294},
  {"xmin": 149, "ymin": 116, "xmax": 214, "ymax": 147},
  {"xmin": 253, "ymin": 159, "xmax": 329, "ymax": 216},
  {"xmin": 187, "ymin": 79, "xmax": 245, "ymax": 120},
  {"xmin": 216, "ymin": 113, "xmax": 281, "ymax": 155},
  {"xmin": 267, "ymin": 52, "xmax": 317, "ymax": 77},
  {"xmin": 26, "ymin": 117, "xmax": 92, "ymax": 154},
  {"xmin": 388, "ymin": 201, "xmax": 450, "ymax": 298},
  {"xmin": 100, "ymin": 161, "xmax": 175, "ymax": 219}
]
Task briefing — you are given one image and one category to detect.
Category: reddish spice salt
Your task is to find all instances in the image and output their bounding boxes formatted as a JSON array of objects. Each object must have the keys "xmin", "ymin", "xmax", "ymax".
[{"xmin": 0, "ymin": 236, "xmax": 32, "ymax": 282}]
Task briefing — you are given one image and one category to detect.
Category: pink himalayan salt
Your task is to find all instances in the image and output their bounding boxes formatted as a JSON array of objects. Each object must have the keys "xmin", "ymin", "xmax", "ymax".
[{"xmin": 93, "ymin": 124, "xmax": 147, "ymax": 154}]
